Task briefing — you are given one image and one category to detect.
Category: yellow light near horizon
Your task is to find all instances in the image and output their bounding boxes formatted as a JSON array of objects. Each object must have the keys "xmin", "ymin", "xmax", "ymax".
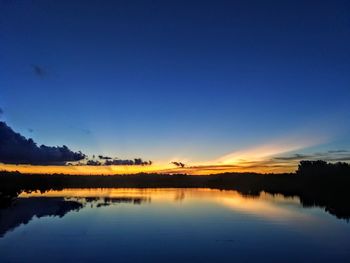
[
  {"xmin": 214, "ymin": 133, "xmax": 327, "ymax": 167},
  {"xmin": 0, "ymin": 159, "xmax": 296, "ymax": 175},
  {"xmin": 2, "ymin": 137, "xmax": 312, "ymax": 176},
  {"xmin": 0, "ymin": 163, "xmax": 168, "ymax": 175},
  {"xmin": 19, "ymin": 188, "xmax": 316, "ymax": 222}
]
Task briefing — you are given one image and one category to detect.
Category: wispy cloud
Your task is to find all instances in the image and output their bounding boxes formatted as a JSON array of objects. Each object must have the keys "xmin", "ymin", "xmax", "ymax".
[
  {"xmin": 327, "ymin": 150, "xmax": 349, "ymax": 154},
  {"xmin": 274, "ymin": 154, "xmax": 313, "ymax": 161},
  {"xmin": 274, "ymin": 151, "xmax": 350, "ymax": 162},
  {"xmin": 32, "ymin": 65, "xmax": 47, "ymax": 77},
  {"xmin": 171, "ymin": 161, "xmax": 186, "ymax": 168}
]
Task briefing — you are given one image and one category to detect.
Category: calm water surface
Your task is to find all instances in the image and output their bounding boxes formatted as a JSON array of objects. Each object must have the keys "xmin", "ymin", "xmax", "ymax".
[{"xmin": 0, "ymin": 188, "xmax": 349, "ymax": 263}]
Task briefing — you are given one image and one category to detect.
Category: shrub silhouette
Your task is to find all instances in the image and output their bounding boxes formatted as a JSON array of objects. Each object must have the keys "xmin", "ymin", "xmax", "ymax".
[{"xmin": 0, "ymin": 160, "xmax": 349, "ymax": 221}]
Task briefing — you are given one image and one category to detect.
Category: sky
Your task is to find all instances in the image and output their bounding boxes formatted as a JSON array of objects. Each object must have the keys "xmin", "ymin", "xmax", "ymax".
[{"xmin": 1, "ymin": 0, "xmax": 350, "ymax": 174}]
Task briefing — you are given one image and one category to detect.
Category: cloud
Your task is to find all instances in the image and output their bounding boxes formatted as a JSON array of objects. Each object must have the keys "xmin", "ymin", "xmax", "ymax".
[
  {"xmin": 215, "ymin": 128, "xmax": 331, "ymax": 166},
  {"xmin": 274, "ymin": 151, "xmax": 350, "ymax": 162},
  {"xmin": 159, "ymin": 161, "xmax": 297, "ymax": 175},
  {"xmin": 0, "ymin": 121, "xmax": 153, "ymax": 167},
  {"xmin": 328, "ymin": 150, "xmax": 349, "ymax": 153},
  {"xmin": 76, "ymin": 156, "xmax": 153, "ymax": 166},
  {"xmin": 86, "ymin": 160, "xmax": 102, "ymax": 166},
  {"xmin": 32, "ymin": 65, "xmax": 47, "ymax": 77},
  {"xmin": 274, "ymin": 154, "xmax": 313, "ymax": 161},
  {"xmin": 175, "ymin": 148, "xmax": 350, "ymax": 175},
  {"xmin": 98, "ymin": 155, "xmax": 112, "ymax": 160},
  {"xmin": 104, "ymin": 158, "xmax": 152, "ymax": 166},
  {"xmin": 0, "ymin": 121, "xmax": 86, "ymax": 165},
  {"xmin": 171, "ymin": 161, "xmax": 186, "ymax": 168},
  {"xmin": 331, "ymin": 156, "xmax": 350, "ymax": 161},
  {"xmin": 68, "ymin": 125, "xmax": 91, "ymax": 135},
  {"xmin": 81, "ymin": 128, "xmax": 91, "ymax": 135}
]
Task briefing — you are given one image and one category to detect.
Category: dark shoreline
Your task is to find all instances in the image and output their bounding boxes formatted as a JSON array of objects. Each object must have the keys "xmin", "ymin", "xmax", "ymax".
[{"xmin": 1, "ymin": 161, "xmax": 350, "ymax": 221}]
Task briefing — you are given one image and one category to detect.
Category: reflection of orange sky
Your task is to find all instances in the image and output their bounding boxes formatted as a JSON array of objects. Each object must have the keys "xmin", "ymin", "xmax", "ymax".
[{"xmin": 20, "ymin": 188, "xmax": 313, "ymax": 221}]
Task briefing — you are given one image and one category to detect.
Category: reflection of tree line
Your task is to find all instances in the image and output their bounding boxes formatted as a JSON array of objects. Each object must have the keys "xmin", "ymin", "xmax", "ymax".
[
  {"xmin": 0, "ymin": 195, "xmax": 150, "ymax": 238},
  {"xmin": 211, "ymin": 161, "xmax": 350, "ymax": 221},
  {"xmin": 77, "ymin": 196, "xmax": 150, "ymax": 207},
  {"xmin": 1, "ymin": 160, "xmax": 349, "ymax": 221},
  {"xmin": 0, "ymin": 197, "xmax": 83, "ymax": 237}
]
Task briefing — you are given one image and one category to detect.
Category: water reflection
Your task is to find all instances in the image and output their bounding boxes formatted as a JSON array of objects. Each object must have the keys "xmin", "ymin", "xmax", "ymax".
[
  {"xmin": 0, "ymin": 197, "xmax": 82, "ymax": 237},
  {"xmin": 1, "ymin": 189, "xmax": 350, "ymax": 263},
  {"xmin": 1, "ymin": 189, "xmax": 152, "ymax": 237},
  {"xmin": 0, "ymin": 188, "xmax": 338, "ymax": 238}
]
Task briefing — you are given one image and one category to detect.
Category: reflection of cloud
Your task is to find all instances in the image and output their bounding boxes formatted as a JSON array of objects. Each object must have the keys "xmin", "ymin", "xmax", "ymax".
[
  {"xmin": 218, "ymin": 192, "xmax": 311, "ymax": 221},
  {"xmin": 20, "ymin": 189, "xmax": 316, "ymax": 223}
]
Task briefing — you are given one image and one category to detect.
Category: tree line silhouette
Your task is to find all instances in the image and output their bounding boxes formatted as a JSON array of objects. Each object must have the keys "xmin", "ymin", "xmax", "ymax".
[{"xmin": 0, "ymin": 160, "xmax": 349, "ymax": 220}]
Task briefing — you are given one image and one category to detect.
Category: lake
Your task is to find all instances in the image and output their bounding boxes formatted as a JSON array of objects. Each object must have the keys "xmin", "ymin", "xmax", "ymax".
[{"xmin": 1, "ymin": 188, "xmax": 349, "ymax": 263}]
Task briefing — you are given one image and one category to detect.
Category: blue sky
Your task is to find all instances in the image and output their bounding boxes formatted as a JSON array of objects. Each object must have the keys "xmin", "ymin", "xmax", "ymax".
[{"xmin": 1, "ymin": 0, "xmax": 350, "ymax": 167}]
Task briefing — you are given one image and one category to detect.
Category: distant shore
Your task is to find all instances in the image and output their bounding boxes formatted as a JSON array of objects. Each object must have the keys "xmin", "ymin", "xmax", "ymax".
[{"xmin": 1, "ymin": 160, "xmax": 350, "ymax": 220}]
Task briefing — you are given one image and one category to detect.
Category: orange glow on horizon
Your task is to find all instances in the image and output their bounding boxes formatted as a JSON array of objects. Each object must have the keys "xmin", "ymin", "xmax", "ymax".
[
  {"xmin": 0, "ymin": 160, "xmax": 296, "ymax": 175},
  {"xmin": 0, "ymin": 131, "xmax": 330, "ymax": 175}
]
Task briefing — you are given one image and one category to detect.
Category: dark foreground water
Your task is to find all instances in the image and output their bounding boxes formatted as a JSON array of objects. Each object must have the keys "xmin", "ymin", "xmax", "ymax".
[{"xmin": 0, "ymin": 188, "xmax": 349, "ymax": 263}]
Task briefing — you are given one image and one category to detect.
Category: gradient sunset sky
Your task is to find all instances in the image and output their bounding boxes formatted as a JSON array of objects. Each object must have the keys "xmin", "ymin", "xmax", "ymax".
[{"xmin": 1, "ymin": 0, "xmax": 350, "ymax": 174}]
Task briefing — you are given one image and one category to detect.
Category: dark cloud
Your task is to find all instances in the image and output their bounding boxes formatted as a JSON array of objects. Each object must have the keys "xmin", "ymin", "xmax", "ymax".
[
  {"xmin": 104, "ymin": 158, "xmax": 152, "ymax": 166},
  {"xmin": 81, "ymin": 128, "xmax": 91, "ymax": 135},
  {"xmin": 98, "ymin": 155, "xmax": 112, "ymax": 160},
  {"xmin": 68, "ymin": 125, "xmax": 91, "ymax": 135},
  {"xmin": 32, "ymin": 65, "xmax": 46, "ymax": 77},
  {"xmin": 274, "ymin": 154, "xmax": 312, "ymax": 161},
  {"xmin": 0, "ymin": 121, "xmax": 86, "ymax": 165},
  {"xmin": 171, "ymin": 161, "xmax": 186, "ymax": 168},
  {"xmin": 274, "ymin": 151, "xmax": 350, "ymax": 162},
  {"xmin": 75, "ymin": 156, "xmax": 153, "ymax": 166},
  {"xmin": 337, "ymin": 157, "xmax": 350, "ymax": 161},
  {"xmin": 86, "ymin": 160, "xmax": 102, "ymax": 166},
  {"xmin": 328, "ymin": 150, "xmax": 349, "ymax": 153},
  {"xmin": 327, "ymin": 156, "xmax": 350, "ymax": 161}
]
